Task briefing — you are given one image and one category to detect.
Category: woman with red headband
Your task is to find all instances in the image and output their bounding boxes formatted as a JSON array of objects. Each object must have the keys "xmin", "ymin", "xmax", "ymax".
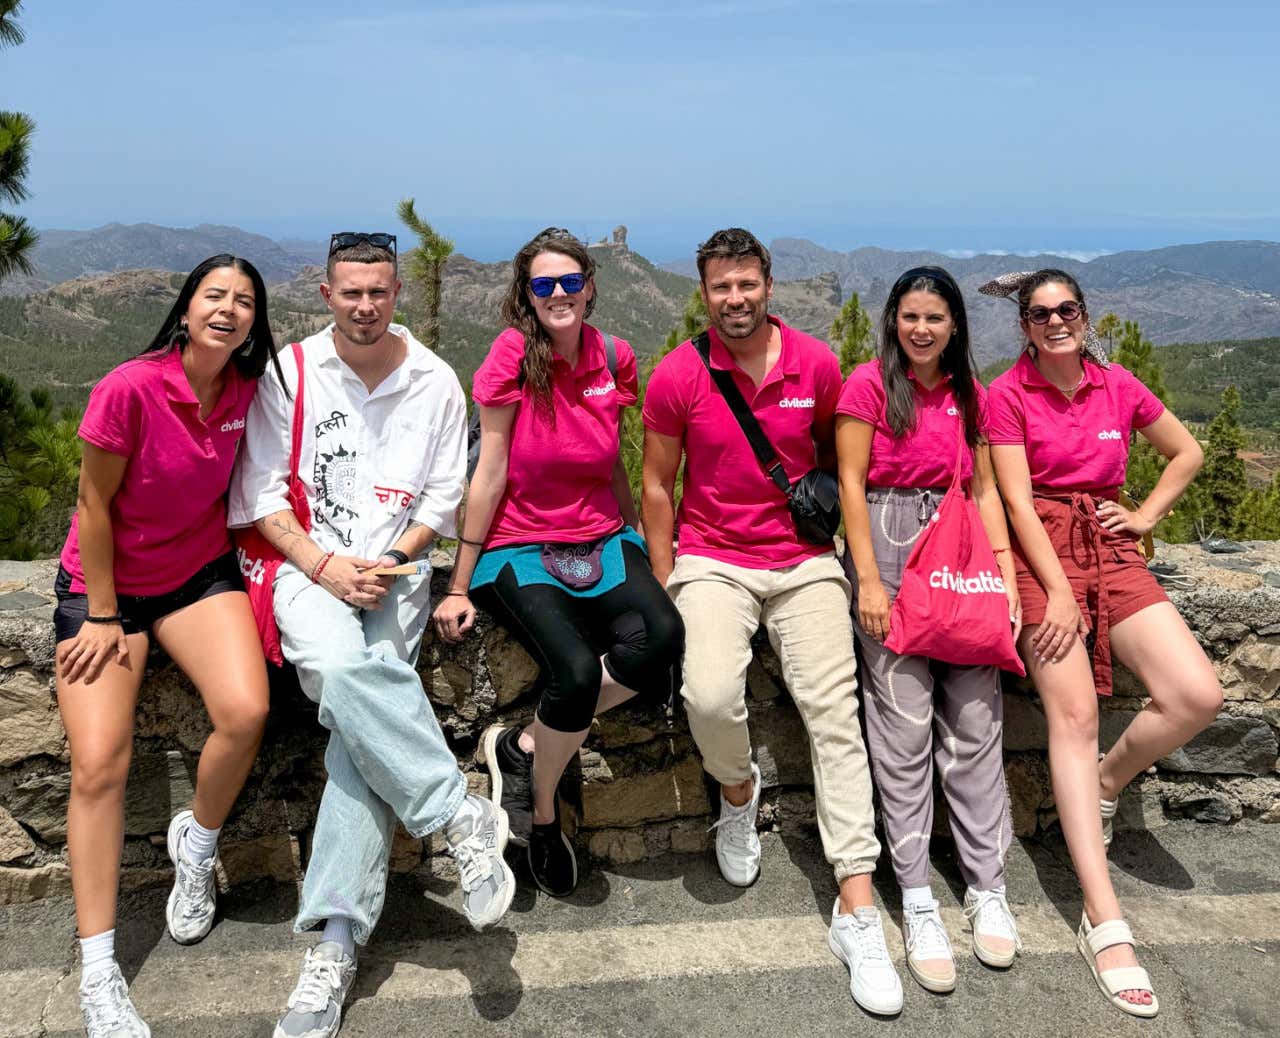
[{"xmin": 985, "ymin": 268, "xmax": 1221, "ymax": 1018}]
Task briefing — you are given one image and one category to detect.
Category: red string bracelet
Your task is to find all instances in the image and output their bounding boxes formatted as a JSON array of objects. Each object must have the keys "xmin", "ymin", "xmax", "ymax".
[{"xmin": 310, "ymin": 551, "xmax": 335, "ymax": 583}]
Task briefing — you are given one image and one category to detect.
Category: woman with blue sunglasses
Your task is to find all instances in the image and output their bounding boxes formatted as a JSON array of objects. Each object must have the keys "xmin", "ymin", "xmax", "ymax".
[{"xmin": 432, "ymin": 227, "xmax": 684, "ymax": 897}]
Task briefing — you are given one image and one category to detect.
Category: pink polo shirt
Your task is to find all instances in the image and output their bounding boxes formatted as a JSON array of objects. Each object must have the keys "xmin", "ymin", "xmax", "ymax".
[
  {"xmin": 643, "ymin": 316, "xmax": 841, "ymax": 569},
  {"xmin": 986, "ymin": 353, "xmax": 1164, "ymax": 492},
  {"xmin": 473, "ymin": 324, "xmax": 638, "ymax": 547},
  {"xmin": 837, "ymin": 359, "xmax": 987, "ymax": 487},
  {"xmin": 60, "ymin": 349, "xmax": 255, "ymax": 596}
]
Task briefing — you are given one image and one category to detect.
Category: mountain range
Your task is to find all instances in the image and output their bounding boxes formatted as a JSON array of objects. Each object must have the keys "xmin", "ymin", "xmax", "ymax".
[{"xmin": 3, "ymin": 223, "xmax": 1279, "ymax": 411}]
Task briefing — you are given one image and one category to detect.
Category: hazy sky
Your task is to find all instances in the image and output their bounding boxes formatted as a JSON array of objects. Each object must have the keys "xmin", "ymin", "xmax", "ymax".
[{"xmin": 6, "ymin": 1, "xmax": 1278, "ymax": 261}]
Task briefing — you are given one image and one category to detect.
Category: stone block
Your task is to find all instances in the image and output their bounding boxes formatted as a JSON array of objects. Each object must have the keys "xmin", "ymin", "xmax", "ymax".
[
  {"xmin": 580, "ymin": 755, "xmax": 709, "ymax": 829},
  {"xmin": 669, "ymin": 819, "xmax": 711, "ymax": 854},
  {"xmin": 8, "ymin": 753, "xmax": 174, "ymax": 842},
  {"xmin": 1229, "ymin": 636, "xmax": 1280, "ymax": 698},
  {"xmin": 0, "ymin": 806, "xmax": 35, "ymax": 863},
  {"xmin": 1005, "ymin": 755, "xmax": 1052, "ymax": 836},
  {"xmin": 390, "ymin": 826, "xmax": 424, "ymax": 874},
  {"xmin": 0, "ymin": 668, "xmax": 65, "ymax": 766},
  {"xmin": 746, "ymin": 656, "xmax": 781, "ymax": 702},
  {"xmin": 1001, "ymin": 694, "xmax": 1047, "ymax": 752},
  {"xmin": 0, "ymin": 862, "xmax": 71, "ymax": 903},
  {"xmin": 218, "ymin": 832, "xmax": 300, "ymax": 885},
  {"xmin": 482, "ymin": 627, "xmax": 539, "ymax": 708},
  {"xmin": 1160, "ymin": 715, "xmax": 1279, "ymax": 776},
  {"xmin": 750, "ymin": 704, "xmax": 813, "ymax": 788},
  {"xmin": 1162, "ymin": 784, "xmax": 1241, "ymax": 823},
  {"xmin": 591, "ymin": 714, "xmax": 658, "ymax": 749},
  {"xmin": 587, "ymin": 827, "xmax": 647, "ymax": 865}
]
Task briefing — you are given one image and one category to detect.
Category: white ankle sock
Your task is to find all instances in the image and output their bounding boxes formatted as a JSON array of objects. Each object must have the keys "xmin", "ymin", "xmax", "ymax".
[
  {"xmin": 181, "ymin": 816, "xmax": 220, "ymax": 864},
  {"xmin": 321, "ymin": 917, "xmax": 355, "ymax": 958},
  {"xmin": 901, "ymin": 885, "xmax": 935, "ymax": 910},
  {"xmin": 79, "ymin": 930, "xmax": 115, "ymax": 986}
]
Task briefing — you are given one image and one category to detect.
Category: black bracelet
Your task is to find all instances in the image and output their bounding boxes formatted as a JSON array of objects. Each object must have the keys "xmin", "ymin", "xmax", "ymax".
[
  {"xmin": 458, "ymin": 536, "xmax": 485, "ymax": 548},
  {"xmin": 445, "ymin": 589, "xmax": 469, "ymax": 597},
  {"xmin": 85, "ymin": 613, "xmax": 124, "ymax": 625},
  {"xmin": 382, "ymin": 549, "xmax": 411, "ymax": 566}
]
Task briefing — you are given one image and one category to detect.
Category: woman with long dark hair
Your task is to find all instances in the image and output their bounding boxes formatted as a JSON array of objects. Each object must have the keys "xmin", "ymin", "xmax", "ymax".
[
  {"xmin": 836, "ymin": 266, "xmax": 1022, "ymax": 994},
  {"xmin": 986, "ymin": 268, "xmax": 1219, "ymax": 1018},
  {"xmin": 431, "ymin": 227, "xmax": 683, "ymax": 898},
  {"xmin": 53, "ymin": 255, "xmax": 281, "ymax": 1038}
]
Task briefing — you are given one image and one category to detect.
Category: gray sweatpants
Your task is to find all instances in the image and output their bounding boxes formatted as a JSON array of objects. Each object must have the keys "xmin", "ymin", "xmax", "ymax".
[{"xmin": 846, "ymin": 487, "xmax": 1012, "ymax": 892}]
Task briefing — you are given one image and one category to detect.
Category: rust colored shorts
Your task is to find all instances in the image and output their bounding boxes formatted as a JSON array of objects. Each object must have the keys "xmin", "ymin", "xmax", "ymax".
[{"xmin": 1013, "ymin": 492, "xmax": 1168, "ymax": 696}]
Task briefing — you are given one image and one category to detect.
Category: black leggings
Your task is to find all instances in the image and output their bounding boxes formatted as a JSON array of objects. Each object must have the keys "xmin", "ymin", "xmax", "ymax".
[{"xmin": 472, "ymin": 541, "xmax": 684, "ymax": 733}]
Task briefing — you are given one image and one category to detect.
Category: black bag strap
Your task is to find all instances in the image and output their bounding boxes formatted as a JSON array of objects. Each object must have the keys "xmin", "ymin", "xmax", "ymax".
[
  {"xmin": 602, "ymin": 332, "xmax": 618, "ymax": 378},
  {"xmin": 692, "ymin": 332, "xmax": 791, "ymax": 496}
]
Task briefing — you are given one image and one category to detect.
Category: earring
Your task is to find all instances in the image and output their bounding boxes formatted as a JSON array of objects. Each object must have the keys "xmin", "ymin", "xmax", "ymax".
[
  {"xmin": 173, "ymin": 322, "xmax": 189, "ymax": 349},
  {"xmin": 238, "ymin": 335, "xmax": 255, "ymax": 356}
]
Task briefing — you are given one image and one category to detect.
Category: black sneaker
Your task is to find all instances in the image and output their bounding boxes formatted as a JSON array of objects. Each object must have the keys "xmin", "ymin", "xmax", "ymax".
[
  {"xmin": 483, "ymin": 724, "xmax": 532, "ymax": 847},
  {"xmin": 528, "ymin": 817, "xmax": 577, "ymax": 898}
]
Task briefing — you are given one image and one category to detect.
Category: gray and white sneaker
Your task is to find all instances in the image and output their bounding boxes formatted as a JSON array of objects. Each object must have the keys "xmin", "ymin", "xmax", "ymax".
[
  {"xmin": 80, "ymin": 962, "xmax": 150, "ymax": 1038},
  {"xmin": 444, "ymin": 794, "xmax": 516, "ymax": 930},
  {"xmin": 273, "ymin": 942, "xmax": 357, "ymax": 1038},
  {"xmin": 709, "ymin": 762, "xmax": 761, "ymax": 887},
  {"xmin": 165, "ymin": 810, "xmax": 216, "ymax": 944},
  {"xmin": 828, "ymin": 902, "xmax": 904, "ymax": 1016}
]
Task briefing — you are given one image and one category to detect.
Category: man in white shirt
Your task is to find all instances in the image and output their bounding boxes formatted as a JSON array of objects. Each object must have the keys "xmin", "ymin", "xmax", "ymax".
[{"xmin": 229, "ymin": 233, "xmax": 514, "ymax": 1038}]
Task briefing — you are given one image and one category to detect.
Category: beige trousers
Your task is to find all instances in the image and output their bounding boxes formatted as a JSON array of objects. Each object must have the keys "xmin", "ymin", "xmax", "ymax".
[{"xmin": 668, "ymin": 552, "xmax": 880, "ymax": 880}]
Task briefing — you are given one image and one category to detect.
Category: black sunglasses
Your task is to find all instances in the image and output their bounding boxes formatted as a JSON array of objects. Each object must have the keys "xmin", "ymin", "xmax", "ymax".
[
  {"xmin": 328, "ymin": 231, "xmax": 398, "ymax": 257},
  {"xmin": 1022, "ymin": 301, "xmax": 1084, "ymax": 324}
]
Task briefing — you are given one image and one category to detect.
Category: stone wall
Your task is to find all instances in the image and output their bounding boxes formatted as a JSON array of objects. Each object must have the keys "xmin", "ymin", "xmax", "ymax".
[{"xmin": 2, "ymin": 542, "xmax": 1278, "ymax": 904}]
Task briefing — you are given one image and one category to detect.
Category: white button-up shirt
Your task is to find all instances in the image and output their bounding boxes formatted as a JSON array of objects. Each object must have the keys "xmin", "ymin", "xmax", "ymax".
[{"xmin": 229, "ymin": 323, "xmax": 466, "ymax": 558}]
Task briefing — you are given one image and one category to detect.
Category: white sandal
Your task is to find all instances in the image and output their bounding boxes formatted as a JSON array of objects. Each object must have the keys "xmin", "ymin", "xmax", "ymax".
[
  {"xmin": 1099, "ymin": 752, "xmax": 1117, "ymax": 849},
  {"xmin": 1100, "ymin": 796, "xmax": 1117, "ymax": 849},
  {"xmin": 1076, "ymin": 913, "xmax": 1159, "ymax": 1019}
]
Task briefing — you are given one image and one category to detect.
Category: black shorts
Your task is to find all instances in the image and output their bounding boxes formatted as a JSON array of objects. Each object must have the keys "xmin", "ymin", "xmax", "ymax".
[{"xmin": 53, "ymin": 551, "xmax": 245, "ymax": 643}]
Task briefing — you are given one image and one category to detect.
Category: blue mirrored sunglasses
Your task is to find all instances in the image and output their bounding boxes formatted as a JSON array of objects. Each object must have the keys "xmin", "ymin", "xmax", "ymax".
[{"xmin": 528, "ymin": 273, "xmax": 587, "ymax": 298}]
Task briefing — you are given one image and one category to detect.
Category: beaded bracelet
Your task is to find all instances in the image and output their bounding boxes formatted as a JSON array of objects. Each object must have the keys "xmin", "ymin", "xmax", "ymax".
[
  {"xmin": 310, "ymin": 551, "xmax": 335, "ymax": 583},
  {"xmin": 85, "ymin": 613, "xmax": 125, "ymax": 625}
]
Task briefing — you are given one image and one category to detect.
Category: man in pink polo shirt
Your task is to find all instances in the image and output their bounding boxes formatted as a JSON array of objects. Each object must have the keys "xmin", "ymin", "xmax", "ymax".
[{"xmin": 642, "ymin": 228, "xmax": 902, "ymax": 1015}]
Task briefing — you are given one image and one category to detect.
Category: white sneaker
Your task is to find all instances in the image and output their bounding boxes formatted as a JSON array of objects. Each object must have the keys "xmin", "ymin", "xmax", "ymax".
[
  {"xmin": 273, "ymin": 942, "xmax": 357, "ymax": 1038},
  {"xmin": 165, "ymin": 810, "xmax": 216, "ymax": 944},
  {"xmin": 964, "ymin": 886, "xmax": 1022, "ymax": 968},
  {"xmin": 709, "ymin": 762, "xmax": 761, "ymax": 886},
  {"xmin": 444, "ymin": 794, "xmax": 516, "ymax": 929},
  {"xmin": 902, "ymin": 899, "xmax": 956, "ymax": 993},
  {"xmin": 80, "ymin": 962, "xmax": 150, "ymax": 1038},
  {"xmin": 828, "ymin": 902, "xmax": 904, "ymax": 1015}
]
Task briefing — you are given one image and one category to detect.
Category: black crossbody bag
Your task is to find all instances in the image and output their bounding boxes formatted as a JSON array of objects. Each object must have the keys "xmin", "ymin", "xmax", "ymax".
[{"xmin": 692, "ymin": 332, "xmax": 841, "ymax": 545}]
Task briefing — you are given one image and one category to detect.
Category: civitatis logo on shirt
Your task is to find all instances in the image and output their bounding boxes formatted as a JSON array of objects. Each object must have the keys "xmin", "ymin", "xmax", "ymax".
[
  {"xmin": 778, "ymin": 396, "xmax": 815, "ymax": 409},
  {"xmin": 583, "ymin": 380, "xmax": 616, "ymax": 398},
  {"xmin": 1097, "ymin": 429, "xmax": 1122, "ymax": 440},
  {"xmin": 946, "ymin": 407, "xmax": 959, "ymax": 416},
  {"xmin": 221, "ymin": 417, "xmax": 246, "ymax": 433},
  {"xmin": 929, "ymin": 566, "xmax": 1006, "ymax": 595},
  {"xmin": 236, "ymin": 547, "xmax": 266, "ymax": 586}
]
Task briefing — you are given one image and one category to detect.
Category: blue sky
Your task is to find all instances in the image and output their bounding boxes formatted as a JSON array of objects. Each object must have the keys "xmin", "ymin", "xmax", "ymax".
[{"xmin": 5, "ymin": 0, "xmax": 1278, "ymax": 262}]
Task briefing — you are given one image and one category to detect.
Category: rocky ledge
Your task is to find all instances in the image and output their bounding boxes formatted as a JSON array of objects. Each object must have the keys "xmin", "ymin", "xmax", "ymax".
[{"xmin": 1, "ymin": 541, "xmax": 1277, "ymax": 903}]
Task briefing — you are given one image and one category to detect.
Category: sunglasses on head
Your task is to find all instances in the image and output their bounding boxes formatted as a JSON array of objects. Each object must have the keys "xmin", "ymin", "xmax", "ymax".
[
  {"xmin": 328, "ymin": 231, "xmax": 398, "ymax": 256},
  {"xmin": 1022, "ymin": 300, "xmax": 1084, "ymax": 324},
  {"xmin": 528, "ymin": 272, "xmax": 588, "ymax": 298}
]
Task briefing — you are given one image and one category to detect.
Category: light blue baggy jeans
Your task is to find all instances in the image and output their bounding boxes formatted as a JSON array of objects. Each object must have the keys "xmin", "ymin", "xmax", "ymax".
[{"xmin": 274, "ymin": 561, "xmax": 467, "ymax": 945}]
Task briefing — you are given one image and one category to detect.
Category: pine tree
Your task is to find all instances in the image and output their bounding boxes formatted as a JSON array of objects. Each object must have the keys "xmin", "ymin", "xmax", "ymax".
[
  {"xmin": 1112, "ymin": 319, "xmax": 1167, "ymax": 402},
  {"xmin": 0, "ymin": 2, "xmax": 36, "ymax": 284},
  {"xmin": 1235, "ymin": 473, "xmax": 1280, "ymax": 541},
  {"xmin": 0, "ymin": 374, "xmax": 81, "ymax": 559},
  {"xmin": 396, "ymin": 198, "xmax": 454, "ymax": 353},
  {"xmin": 1201, "ymin": 386, "xmax": 1247, "ymax": 538},
  {"xmin": 830, "ymin": 291, "xmax": 874, "ymax": 376},
  {"xmin": 1095, "ymin": 312, "xmax": 1120, "ymax": 355},
  {"xmin": 661, "ymin": 289, "xmax": 709, "ymax": 358}
]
